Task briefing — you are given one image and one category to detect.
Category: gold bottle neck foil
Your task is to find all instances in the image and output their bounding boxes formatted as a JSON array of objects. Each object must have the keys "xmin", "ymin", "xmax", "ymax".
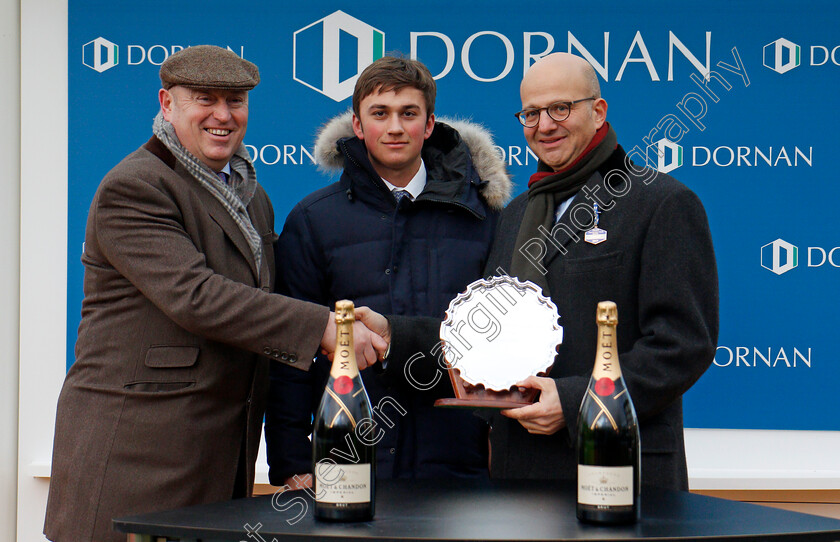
[
  {"xmin": 331, "ymin": 300, "xmax": 359, "ymax": 379},
  {"xmin": 592, "ymin": 301, "xmax": 621, "ymax": 380}
]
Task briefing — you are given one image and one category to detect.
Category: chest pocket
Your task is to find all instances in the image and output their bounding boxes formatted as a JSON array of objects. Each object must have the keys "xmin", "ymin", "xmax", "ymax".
[{"xmin": 562, "ymin": 251, "xmax": 623, "ymax": 275}]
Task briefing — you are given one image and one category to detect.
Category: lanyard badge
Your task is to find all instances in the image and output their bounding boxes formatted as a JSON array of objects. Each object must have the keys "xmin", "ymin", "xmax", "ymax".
[{"xmin": 585, "ymin": 203, "xmax": 607, "ymax": 245}]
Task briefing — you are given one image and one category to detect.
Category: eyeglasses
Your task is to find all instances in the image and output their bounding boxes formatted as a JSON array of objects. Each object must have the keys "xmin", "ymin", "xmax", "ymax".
[{"xmin": 514, "ymin": 98, "xmax": 596, "ymax": 127}]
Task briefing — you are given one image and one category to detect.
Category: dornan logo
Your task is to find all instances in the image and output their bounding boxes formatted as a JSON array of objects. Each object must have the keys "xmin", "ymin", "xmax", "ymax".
[
  {"xmin": 762, "ymin": 37, "xmax": 840, "ymax": 73},
  {"xmin": 293, "ymin": 11, "xmax": 385, "ymax": 102},
  {"xmin": 292, "ymin": 17, "xmax": 718, "ymax": 98},
  {"xmin": 637, "ymin": 140, "xmax": 812, "ymax": 170},
  {"xmin": 760, "ymin": 239, "xmax": 840, "ymax": 274},
  {"xmin": 651, "ymin": 138, "xmax": 683, "ymax": 174},
  {"xmin": 714, "ymin": 346, "xmax": 811, "ymax": 368},
  {"xmin": 83, "ymin": 37, "xmax": 119, "ymax": 73},
  {"xmin": 761, "ymin": 238, "xmax": 798, "ymax": 275},
  {"xmin": 763, "ymin": 38, "xmax": 801, "ymax": 74},
  {"xmin": 81, "ymin": 40, "xmax": 246, "ymax": 72}
]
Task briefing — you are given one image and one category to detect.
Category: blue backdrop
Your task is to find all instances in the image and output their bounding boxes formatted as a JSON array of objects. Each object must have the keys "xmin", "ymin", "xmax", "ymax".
[{"xmin": 69, "ymin": 0, "xmax": 840, "ymax": 431}]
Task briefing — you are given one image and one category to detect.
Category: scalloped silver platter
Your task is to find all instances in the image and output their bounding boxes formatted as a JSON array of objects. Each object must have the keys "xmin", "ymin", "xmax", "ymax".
[{"xmin": 439, "ymin": 276, "xmax": 563, "ymax": 392}]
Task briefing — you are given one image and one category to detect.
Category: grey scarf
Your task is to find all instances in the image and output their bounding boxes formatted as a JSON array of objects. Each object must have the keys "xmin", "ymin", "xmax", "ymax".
[{"xmin": 153, "ymin": 112, "xmax": 263, "ymax": 277}]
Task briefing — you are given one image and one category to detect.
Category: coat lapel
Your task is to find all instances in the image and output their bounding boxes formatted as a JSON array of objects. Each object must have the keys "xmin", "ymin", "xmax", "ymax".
[
  {"xmin": 542, "ymin": 170, "xmax": 617, "ymax": 268},
  {"xmin": 176, "ymin": 162, "xmax": 261, "ymax": 282}
]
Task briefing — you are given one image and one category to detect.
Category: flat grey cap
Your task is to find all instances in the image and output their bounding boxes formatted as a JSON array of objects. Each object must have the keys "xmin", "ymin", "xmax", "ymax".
[{"xmin": 160, "ymin": 45, "xmax": 260, "ymax": 90}]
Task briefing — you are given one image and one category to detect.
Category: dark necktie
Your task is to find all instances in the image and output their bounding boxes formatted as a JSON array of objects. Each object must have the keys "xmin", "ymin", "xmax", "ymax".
[{"xmin": 393, "ymin": 189, "xmax": 409, "ymax": 203}]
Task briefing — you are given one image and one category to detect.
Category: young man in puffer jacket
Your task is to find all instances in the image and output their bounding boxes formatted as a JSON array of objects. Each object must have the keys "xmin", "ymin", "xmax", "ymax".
[{"xmin": 265, "ymin": 56, "xmax": 512, "ymax": 487}]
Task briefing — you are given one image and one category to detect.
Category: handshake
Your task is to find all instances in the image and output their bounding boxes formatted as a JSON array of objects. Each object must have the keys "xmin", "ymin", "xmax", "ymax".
[{"xmin": 319, "ymin": 306, "xmax": 392, "ymax": 369}]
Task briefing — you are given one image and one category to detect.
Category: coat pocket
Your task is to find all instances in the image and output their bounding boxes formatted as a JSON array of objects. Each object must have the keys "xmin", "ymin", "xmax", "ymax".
[
  {"xmin": 123, "ymin": 381, "xmax": 195, "ymax": 392},
  {"xmin": 123, "ymin": 345, "xmax": 200, "ymax": 393},
  {"xmin": 124, "ymin": 346, "xmax": 199, "ymax": 392},
  {"xmin": 563, "ymin": 251, "xmax": 624, "ymax": 274},
  {"xmin": 144, "ymin": 345, "xmax": 200, "ymax": 368}
]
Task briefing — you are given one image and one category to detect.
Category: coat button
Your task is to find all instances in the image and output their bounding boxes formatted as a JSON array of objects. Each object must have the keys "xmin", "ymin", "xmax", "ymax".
[
  {"xmin": 385, "ymin": 269, "xmax": 391, "ymax": 275},
  {"xmin": 289, "ymin": 354, "xmax": 297, "ymax": 363},
  {"xmin": 263, "ymin": 347, "xmax": 272, "ymax": 355},
  {"xmin": 281, "ymin": 352, "xmax": 289, "ymax": 361},
  {"xmin": 389, "ymin": 448, "xmax": 396, "ymax": 454},
  {"xmin": 272, "ymin": 349, "xmax": 281, "ymax": 358}
]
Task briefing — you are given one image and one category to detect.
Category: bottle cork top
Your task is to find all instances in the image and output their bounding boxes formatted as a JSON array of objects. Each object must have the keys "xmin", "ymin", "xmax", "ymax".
[
  {"xmin": 335, "ymin": 300, "xmax": 355, "ymax": 324},
  {"xmin": 596, "ymin": 301, "xmax": 618, "ymax": 325}
]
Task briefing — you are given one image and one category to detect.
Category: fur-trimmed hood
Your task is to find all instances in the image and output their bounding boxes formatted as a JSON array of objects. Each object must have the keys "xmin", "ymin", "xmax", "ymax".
[{"xmin": 313, "ymin": 111, "xmax": 512, "ymax": 210}]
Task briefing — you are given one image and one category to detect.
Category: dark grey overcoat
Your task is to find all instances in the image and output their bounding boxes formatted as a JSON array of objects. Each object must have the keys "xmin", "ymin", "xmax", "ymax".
[
  {"xmin": 386, "ymin": 144, "xmax": 719, "ymax": 491},
  {"xmin": 44, "ymin": 137, "xmax": 328, "ymax": 542}
]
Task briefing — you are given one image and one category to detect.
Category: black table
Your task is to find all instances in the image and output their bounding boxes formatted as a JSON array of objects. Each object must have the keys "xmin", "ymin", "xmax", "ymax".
[{"xmin": 115, "ymin": 478, "xmax": 840, "ymax": 541}]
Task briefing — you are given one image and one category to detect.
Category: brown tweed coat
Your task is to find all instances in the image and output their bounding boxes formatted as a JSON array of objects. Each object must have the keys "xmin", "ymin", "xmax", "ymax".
[{"xmin": 44, "ymin": 136, "xmax": 328, "ymax": 542}]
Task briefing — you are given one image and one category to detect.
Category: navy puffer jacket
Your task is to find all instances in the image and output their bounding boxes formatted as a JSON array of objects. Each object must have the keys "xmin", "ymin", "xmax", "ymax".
[{"xmin": 265, "ymin": 112, "xmax": 512, "ymax": 482}]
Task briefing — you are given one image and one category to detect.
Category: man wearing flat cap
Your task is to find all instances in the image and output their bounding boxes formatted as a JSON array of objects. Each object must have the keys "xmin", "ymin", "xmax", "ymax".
[{"xmin": 44, "ymin": 45, "xmax": 384, "ymax": 542}]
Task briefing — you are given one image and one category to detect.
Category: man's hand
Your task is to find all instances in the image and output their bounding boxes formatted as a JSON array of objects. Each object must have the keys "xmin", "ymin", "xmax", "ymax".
[
  {"xmin": 354, "ymin": 306, "xmax": 391, "ymax": 359},
  {"xmin": 320, "ymin": 309, "xmax": 388, "ymax": 370},
  {"xmin": 500, "ymin": 376, "xmax": 566, "ymax": 435}
]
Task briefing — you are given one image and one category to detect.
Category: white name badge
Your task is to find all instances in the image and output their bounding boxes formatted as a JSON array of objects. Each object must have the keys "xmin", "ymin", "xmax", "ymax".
[{"xmin": 585, "ymin": 227, "xmax": 607, "ymax": 245}]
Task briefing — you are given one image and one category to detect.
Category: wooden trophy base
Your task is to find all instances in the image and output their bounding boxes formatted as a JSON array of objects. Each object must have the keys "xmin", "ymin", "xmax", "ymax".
[{"xmin": 433, "ymin": 367, "xmax": 540, "ymax": 410}]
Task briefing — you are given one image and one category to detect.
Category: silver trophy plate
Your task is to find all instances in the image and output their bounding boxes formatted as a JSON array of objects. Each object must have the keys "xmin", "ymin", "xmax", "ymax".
[{"xmin": 439, "ymin": 275, "xmax": 563, "ymax": 392}]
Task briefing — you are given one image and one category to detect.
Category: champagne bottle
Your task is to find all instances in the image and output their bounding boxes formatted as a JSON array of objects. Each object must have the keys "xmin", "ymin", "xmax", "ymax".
[
  {"xmin": 576, "ymin": 301, "xmax": 640, "ymax": 524},
  {"xmin": 312, "ymin": 300, "xmax": 376, "ymax": 522}
]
